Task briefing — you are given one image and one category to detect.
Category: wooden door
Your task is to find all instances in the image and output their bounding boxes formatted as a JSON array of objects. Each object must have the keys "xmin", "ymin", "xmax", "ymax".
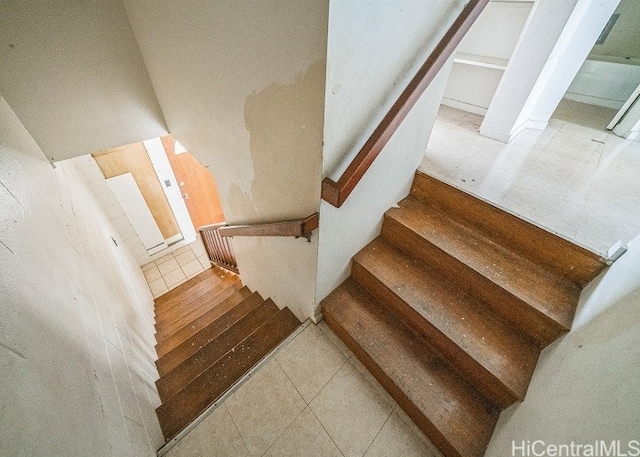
[
  {"xmin": 93, "ymin": 142, "xmax": 181, "ymax": 239},
  {"xmin": 161, "ymin": 136, "xmax": 225, "ymax": 230}
]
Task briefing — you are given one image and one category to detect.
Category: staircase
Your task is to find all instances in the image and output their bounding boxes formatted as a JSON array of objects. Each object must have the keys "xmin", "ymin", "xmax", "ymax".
[
  {"xmin": 321, "ymin": 171, "xmax": 607, "ymax": 457},
  {"xmin": 153, "ymin": 266, "xmax": 301, "ymax": 442}
]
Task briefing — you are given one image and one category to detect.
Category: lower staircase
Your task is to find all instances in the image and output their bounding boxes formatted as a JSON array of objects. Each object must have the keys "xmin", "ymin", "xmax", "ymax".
[
  {"xmin": 322, "ymin": 171, "xmax": 607, "ymax": 457},
  {"xmin": 153, "ymin": 266, "xmax": 301, "ymax": 442}
]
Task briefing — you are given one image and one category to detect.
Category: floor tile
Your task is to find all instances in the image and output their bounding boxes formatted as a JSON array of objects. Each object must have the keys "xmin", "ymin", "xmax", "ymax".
[
  {"xmin": 264, "ymin": 407, "xmax": 343, "ymax": 457},
  {"xmin": 157, "ymin": 258, "xmax": 180, "ymax": 276},
  {"xmin": 364, "ymin": 412, "xmax": 439, "ymax": 457},
  {"xmin": 310, "ymin": 362, "xmax": 393, "ymax": 457},
  {"xmin": 181, "ymin": 258, "xmax": 204, "ymax": 279},
  {"xmin": 225, "ymin": 359, "xmax": 306, "ymax": 456},
  {"xmin": 317, "ymin": 320, "xmax": 352, "ymax": 358},
  {"xmin": 148, "ymin": 277, "xmax": 167, "ymax": 297},
  {"xmin": 197, "ymin": 254, "xmax": 211, "ymax": 270},
  {"xmin": 141, "ymin": 262, "xmax": 156, "ymax": 272},
  {"xmin": 275, "ymin": 324, "xmax": 348, "ymax": 403},
  {"xmin": 165, "ymin": 404, "xmax": 249, "ymax": 457},
  {"xmin": 143, "ymin": 266, "xmax": 161, "ymax": 283},
  {"xmin": 175, "ymin": 249, "xmax": 197, "ymax": 267},
  {"xmin": 163, "ymin": 268, "xmax": 187, "ymax": 288}
]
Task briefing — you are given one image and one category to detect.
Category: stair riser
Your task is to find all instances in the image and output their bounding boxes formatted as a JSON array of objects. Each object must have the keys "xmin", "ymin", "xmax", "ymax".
[
  {"xmin": 323, "ymin": 309, "xmax": 463, "ymax": 457},
  {"xmin": 382, "ymin": 217, "xmax": 566, "ymax": 346},
  {"xmin": 155, "ymin": 287, "xmax": 240, "ymax": 341},
  {"xmin": 155, "ymin": 285, "xmax": 239, "ymax": 336},
  {"xmin": 154, "ymin": 271, "xmax": 232, "ymax": 311},
  {"xmin": 156, "ymin": 290, "xmax": 257, "ymax": 376},
  {"xmin": 410, "ymin": 172, "xmax": 605, "ymax": 286},
  {"xmin": 155, "ymin": 292, "xmax": 251, "ymax": 357},
  {"xmin": 352, "ymin": 261, "xmax": 519, "ymax": 408},
  {"xmin": 154, "ymin": 278, "xmax": 237, "ymax": 322},
  {"xmin": 156, "ymin": 301, "xmax": 279, "ymax": 402},
  {"xmin": 156, "ymin": 309, "xmax": 300, "ymax": 441}
]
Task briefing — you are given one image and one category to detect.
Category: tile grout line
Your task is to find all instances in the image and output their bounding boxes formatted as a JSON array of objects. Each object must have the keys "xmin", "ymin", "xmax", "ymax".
[
  {"xmin": 156, "ymin": 319, "xmax": 311, "ymax": 456},
  {"xmin": 572, "ymin": 142, "xmax": 606, "ymax": 240}
]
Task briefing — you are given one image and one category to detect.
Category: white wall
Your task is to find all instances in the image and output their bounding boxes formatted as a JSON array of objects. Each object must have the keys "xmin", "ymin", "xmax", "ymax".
[
  {"xmin": 590, "ymin": 0, "xmax": 640, "ymax": 60},
  {"xmin": 480, "ymin": 0, "xmax": 581, "ymax": 141},
  {"xmin": 481, "ymin": 0, "xmax": 620, "ymax": 140},
  {"xmin": 123, "ymin": 1, "xmax": 329, "ymax": 321},
  {"xmin": 0, "ymin": 0, "xmax": 167, "ymax": 162},
  {"xmin": 486, "ymin": 235, "xmax": 640, "ymax": 456},
  {"xmin": 315, "ymin": 0, "xmax": 464, "ymax": 308},
  {"xmin": 564, "ymin": 58, "xmax": 640, "ymax": 109},
  {"xmin": 0, "ymin": 96, "xmax": 162, "ymax": 455}
]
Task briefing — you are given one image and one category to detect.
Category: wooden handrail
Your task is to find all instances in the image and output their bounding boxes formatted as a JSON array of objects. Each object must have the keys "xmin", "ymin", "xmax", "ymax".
[
  {"xmin": 217, "ymin": 213, "xmax": 319, "ymax": 241},
  {"xmin": 321, "ymin": 0, "xmax": 490, "ymax": 208}
]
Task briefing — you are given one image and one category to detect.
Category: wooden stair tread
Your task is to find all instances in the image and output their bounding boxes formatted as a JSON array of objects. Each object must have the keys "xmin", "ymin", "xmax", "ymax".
[
  {"xmin": 410, "ymin": 171, "xmax": 607, "ymax": 286},
  {"xmin": 154, "ymin": 273, "xmax": 240, "ymax": 321},
  {"xmin": 156, "ymin": 290, "xmax": 263, "ymax": 376},
  {"xmin": 154, "ymin": 267, "xmax": 231, "ymax": 309},
  {"xmin": 354, "ymin": 238, "xmax": 538, "ymax": 404},
  {"xmin": 155, "ymin": 282, "xmax": 242, "ymax": 338},
  {"xmin": 387, "ymin": 196, "xmax": 580, "ymax": 329},
  {"xmin": 156, "ymin": 299, "xmax": 280, "ymax": 402},
  {"xmin": 156, "ymin": 307, "xmax": 301, "ymax": 441},
  {"xmin": 322, "ymin": 279, "xmax": 499, "ymax": 457},
  {"xmin": 155, "ymin": 287, "xmax": 253, "ymax": 357}
]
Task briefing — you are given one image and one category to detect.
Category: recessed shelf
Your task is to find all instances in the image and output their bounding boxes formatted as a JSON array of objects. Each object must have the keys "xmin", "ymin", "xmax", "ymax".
[{"xmin": 453, "ymin": 53, "xmax": 509, "ymax": 71}]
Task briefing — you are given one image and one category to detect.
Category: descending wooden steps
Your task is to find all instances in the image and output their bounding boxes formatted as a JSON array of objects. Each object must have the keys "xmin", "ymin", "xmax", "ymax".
[
  {"xmin": 321, "ymin": 171, "xmax": 607, "ymax": 457},
  {"xmin": 153, "ymin": 266, "xmax": 301, "ymax": 442}
]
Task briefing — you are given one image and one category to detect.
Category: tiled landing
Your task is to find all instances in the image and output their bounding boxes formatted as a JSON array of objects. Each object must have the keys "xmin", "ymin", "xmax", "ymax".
[
  {"xmin": 422, "ymin": 100, "xmax": 640, "ymax": 254},
  {"xmin": 164, "ymin": 322, "xmax": 441, "ymax": 457},
  {"xmin": 142, "ymin": 238, "xmax": 212, "ymax": 298}
]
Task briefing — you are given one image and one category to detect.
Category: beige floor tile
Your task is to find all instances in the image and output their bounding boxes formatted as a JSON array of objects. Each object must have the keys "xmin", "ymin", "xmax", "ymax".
[
  {"xmin": 310, "ymin": 362, "xmax": 393, "ymax": 457},
  {"xmin": 264, "ymin": 407, "xmax": 343, "ymax": 457},
  {"xmin": 141, "ymin": 261, "xmax": 156, "ymax": 272},
  {"xmin": 155, "ymin": 252, "xmax": 174, "ymax": 265},
  {"xmin": 173, "ymin": 245, "xmax": 192, "ymax": 256},
  {"xmin": 163, "ymin": 268, "xmax": 187, "ymax": 288},
  {"xmin": 189, "ymin": 239, "xmax": 208, "ymax": 257},
  {"xmin": 143, "ymin": 266, "xmax": 161, "ymax": 283},
  {"xmin": 225, "ymin": 359, "xmax": 306, "ymax": 456},
  {"xmin": 275, "ymin": 324, "xmax": 348, "ymax": 403},
  {"xmin": 364, "ymin": 412, "xmax": 438, "ymax": 457},
  {"xmin": 348, "ymin": 356, "xmax": 396, "ymax": 409},
  {"xmin": 175, "ymin": 249, "xmax": 197, "ymax": 267},
  {"xmin": 317, "ymin": 319, "xmax": 353, "ymax": 357},
  {"xmin": 420, "ymin": 135, "xmax": 483, "ymax": 179},
  {"xmin": 148, "ymin": 277, "xmax": 167, "ymax": 297},
  {"xmin": 197, "ymin": 254, "xmax": 212, "ymax": 270},
  {"xmin": 166, "ymin": 404, "xmax": 249, "ymax": 457},
  {"xmin": 394, "ymin": 407, "xmax": 442, "ymax": 455},
  {"xmin": 437, "ymin": 105, "xmax": 469, "ymax": 121},
  {"xmin": 157, "ymin": 258, "xmax": 180, "ymax": 276},
  {"xmin": 181, "ymin": 258, "xmax": 204, "ymax": 279}
]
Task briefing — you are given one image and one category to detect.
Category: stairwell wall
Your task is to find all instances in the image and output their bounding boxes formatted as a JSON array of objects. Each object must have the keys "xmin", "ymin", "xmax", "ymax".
[
  {"xmin": 315, "ymin": 0, "xmax": 465, "ymax": 309},
  {"xmin": 123, "ymin": 0, "xmax": 329, "ymax": 321},
  {"xmin": 485, "ymin": 236, "xmax": 640, "ymax": 455},
  {"xmin": 0, "ymin": 96, "xmax": 163, "ymax": 455}
]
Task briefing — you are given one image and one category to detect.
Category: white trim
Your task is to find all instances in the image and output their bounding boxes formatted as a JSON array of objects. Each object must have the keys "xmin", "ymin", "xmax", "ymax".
[{"xmin": 440, "ymin": 98, "xmax": 488, "ymax": 116}]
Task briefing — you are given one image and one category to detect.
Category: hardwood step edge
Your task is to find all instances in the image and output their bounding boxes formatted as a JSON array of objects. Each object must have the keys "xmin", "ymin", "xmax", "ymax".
[
  {"xmin": 382, "ymin": 212, "xmax": 569, "ymax": 346},
  {"xmin": 156, "ymin": 289, "xmax": 259, "ymax": 376},
  {"xmin": 352, "ymin": 241, "xmax": 538, "ymax": 406},
  {"xmin": 156, "ymin": 307, "xmax": 301, "ymax": 441},
  {"xmin": 156, "ymin": 299, "xmax": 281, "ymax": 402},
  {"xmin": 155, "ymin": 319, "xmax": 311, "ymax": 456}
]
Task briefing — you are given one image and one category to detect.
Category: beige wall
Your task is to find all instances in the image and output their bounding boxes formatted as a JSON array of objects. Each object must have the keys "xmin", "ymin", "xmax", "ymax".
[
  {"xmin": 0, "ymin": 96, "xmax": 162, "ymax": 455},
  {"xmin": 0, "ymin": 0, "xmax": 167, "ymax": 162},
  {"xmin": 123, "ymin": 1, "xmax": 329, "ymax": 320},
  {"xmin": 591, "ymin": 0, "xmax": 640, "ymax": 59},
  {"xmin": 315, "ymin": 0, "xmax": 464, "ymax": 307},
  {"xmin": 486, "ymin": 236, "xmax": 640, "ymax": 456}
]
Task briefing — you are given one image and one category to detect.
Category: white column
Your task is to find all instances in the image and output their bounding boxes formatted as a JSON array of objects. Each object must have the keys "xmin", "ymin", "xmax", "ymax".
[{"xmin": 479, "ymin": 0, "xmax": 619, "ymax": 142}]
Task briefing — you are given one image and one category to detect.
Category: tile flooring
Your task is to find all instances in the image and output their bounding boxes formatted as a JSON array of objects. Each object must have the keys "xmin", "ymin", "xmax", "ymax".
[
  {"xmin": 142, "ymin": 238, "xmax": 212, "ymax": 297},
  {"xmin": 422, "ymin": 100, "xmax": 640, "ymax": 254},
  {"xmin": 165, "ymin": 322, "xmax": 441, "ymax": 457}
]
